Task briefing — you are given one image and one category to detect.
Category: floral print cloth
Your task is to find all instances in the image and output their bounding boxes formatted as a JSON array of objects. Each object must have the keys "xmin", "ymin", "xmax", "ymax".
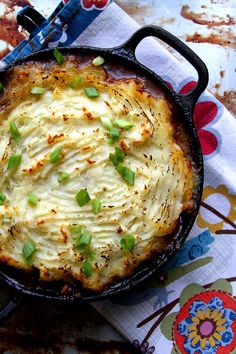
[
  {"xmin": 167, "ymin": 80, "xmax": 222, "ymax": 159},
  {"xmin": 177, "ymin": 294, "xmax": 236, "ymax": 353},
  {"xmin": 1, "ymin": 1, "xmax": 236, "ymax": 353}
]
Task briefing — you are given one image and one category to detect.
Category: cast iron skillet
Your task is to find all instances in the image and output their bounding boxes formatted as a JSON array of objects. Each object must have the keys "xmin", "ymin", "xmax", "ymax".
[{"xmin": 0, "ymin": 25, "xmax": 208, "ymax": 319}]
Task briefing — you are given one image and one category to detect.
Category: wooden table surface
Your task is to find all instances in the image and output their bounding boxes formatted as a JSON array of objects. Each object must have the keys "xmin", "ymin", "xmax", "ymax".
[{"xmin": 116, "ymin": 0, "xmax": 235, "ymax": 117}]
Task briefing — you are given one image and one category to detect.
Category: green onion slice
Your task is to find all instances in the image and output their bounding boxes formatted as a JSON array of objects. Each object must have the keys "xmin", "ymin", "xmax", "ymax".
[
  {"xmin": 77, "ymin": 230, "xmax": 92, "ymax": 251},
  {"xmin": 115, "ymin": 147, "xmax": 125, "ymax": 162},
  {"xmin": 84, "ymin": 87, "xmax": 99, "ymax": 98},
  {"xmin": 70, "ymin": 75, "xmax": 83, "ymax": 89},
  {"xmin": 109, "ymin": 153, "xmax": 119, "ymax": 166},
  {"xmin": 7, "ymin": 154, "xmax": 22, "ymax": 170},
  {"xmin": 120, "ymin": 235, "xmax": 135, "ymax": 252},
  {"xmin": 0, "ymin": 82, "xmax": 3, "ymax": 92},
  {"xmin": 76, "ymin": 189, "xmax": 91, "ymax": 207},
  {"xmin": 86, "ymin": 251, "xmax": 96, "ymax": 261},
  {"xmin": 9, "ymin": 121, "xmax": 21, "ymax": 142},
  {"xmin": 109, "ymin": 128, "xmax": 120, "ymax": 144},
  {"xmin": 116, "ymin": 164, "xmax": 135, "ymax": 186},
  {"xmin": 92, "ymin": 198, "xmax": 101, "ymax": 214},
  {"xmin": 50, "ymin": 146, "xmax": 63, "ymax": 164},
  {"xmin": 114, "ymin": 119, "xmax": 134, "ymax": 130},
  {"xmin": 22, "ymin": 239, "xmax": 36, "ymax": 262},
  {"xmin": 83, "ymin": 260, "xmax": 93, "ymax": 277},
  {"xmin": 109, "ymin": 147, "xmax": 125, "ymax": 166},
  {"xmin": 0, "ymin": 192, "xmax": 6, "ymax": 206},
  {"xmin": 58, "ymin": 172, "xmax": 69, "ymax": 183},
  {"xmin": 28, "ymin": 193, "xmax": 38, "ymax": 206},
  {"xmin": 100, "ymin": 117, "xmax": 113, "ymax": 131},
  {"xmin": 53, "ymin": 48, "xmax": 64, "ymax": 65},
  {"xmin": 31, "ymin": 87, "xmax": 46, "ymax": 95},
  {"xmin": 70, "ymin": 224, "xmax": 83, "ymax": 234},
  {"xmin": 92, "ymin": 56, "xmax": 105, "ymax": 66}
]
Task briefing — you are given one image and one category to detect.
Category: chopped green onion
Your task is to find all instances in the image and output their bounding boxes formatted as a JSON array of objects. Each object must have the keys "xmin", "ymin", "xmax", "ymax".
[
  {"xmin": 86, "ymin": 251, "xmax": 96, "ymax": 261},
  {"xmin": 92, "ymin": 198, "xmax": 101, "ymax": 214},
  {"xmin": 22, "ymin": 239, "xmax": 36, "ymax": 262},
  {"xmin": 70, "ymin": 224, "xmax": 95, "ymax": 264},
  {"xmin": 83, "ymin": 260, "xmax": 93, "ymax": 277},
  {"xmin": 92, "ymin": 56, "xmax": 105, "ymax": 66},
  {"xmin": 70, "ymin": 224, "xmax": 83, "ymax": 234},
  {"xmin": 110, "ymin": 128, "xmax": 120, "ymax": 140},
  {"xmin": 50, "ymin": 146, "xmax": 63, "ymax": 164},
  {"xmin": 76, "ymin": 189, "xmax": 91, "ymax": 207},
  {"xmin": 120, "ymin": 235, "xmax": 135, "ymax": 252},
  {"xmin": 0, "ymin": 82, "xmax": 3, "ymax": 92},
  {"xmin": 9, "ymin": 121, "xmax": 21, "ymax": 142},
  {"xmin": 0, "ymin": 192, "xmax": 6, "ymax": 206},
  {"xmin": 116, "ymin": 164, "xmax": 135, "ymax": 186},
  {"xmin": 114, "ymin": 119, "xmax": 134, "ymax": 130},
  {"xmin": 27, "ymin": 193, "xmax": 38, "ymax": 206},
  {"xmin": 70, "ymin": 75, "xmax": 83, "ymax": 89},
  {"xmin": 84, "ymin": 87, "xmax": 99, "ymax": 98},
  {"xmin": 31, "ymin": 87, "xmax": 46, "ymax": 95},
  {"xmin": 100, "ymin": 117, "xmax": 113, "ymax": 131},
  {"xmin": 53, "ymin": 48, "xmax": 64, "ymax": 65},
  {"xmin": 109, "ymin": 128, "xmax": 120, "ymax": 144},
  {"xmin": 7, "ymin": 154, "xmax": 22, "ymax": 170},
  {"xmin": 77, "ymin": 230, "xmax": 92, "ymax": 251},
  {"xmin": 115, "ymin": 147, "xmax": 125, "ymax": 162},
  {"xmin": 109, "ymin": 147, "xmax": 125, "ymax": 166},
  {"xmin": 109, "ymin": 153, "xmax": 119, "ymax": 166},
  {"xmin": 58, "ymin": 172, "xmax": 69, "ymax": 183}
]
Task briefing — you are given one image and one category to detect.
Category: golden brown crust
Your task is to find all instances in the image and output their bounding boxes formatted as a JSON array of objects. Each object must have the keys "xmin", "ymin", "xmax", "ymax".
[{"xmin": 0, "ymin": 54, "xmax": 196, "ymax": 291}]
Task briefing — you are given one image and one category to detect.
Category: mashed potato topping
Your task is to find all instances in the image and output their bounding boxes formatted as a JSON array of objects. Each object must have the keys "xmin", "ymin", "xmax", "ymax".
[{"xmin": 0, "ymin": 55, "xmax": 194, "ymax": 290}]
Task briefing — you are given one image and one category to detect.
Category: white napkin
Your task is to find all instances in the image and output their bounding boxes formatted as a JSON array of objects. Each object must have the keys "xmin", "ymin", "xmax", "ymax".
[{"xmin": 71, "ymin": 3, "xmax": 236, "ymax": 353}]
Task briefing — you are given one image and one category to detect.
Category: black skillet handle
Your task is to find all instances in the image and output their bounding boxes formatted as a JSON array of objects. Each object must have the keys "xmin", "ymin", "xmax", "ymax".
[{"xmin": 113, "ymin": 26, "xmax": 209, "ymax": 109}]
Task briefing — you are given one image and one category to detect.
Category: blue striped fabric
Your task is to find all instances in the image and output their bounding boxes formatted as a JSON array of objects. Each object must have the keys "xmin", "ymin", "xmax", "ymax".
[{"xmin": 2, "ymin": 0, "xmax": 112, "ymax": 66}]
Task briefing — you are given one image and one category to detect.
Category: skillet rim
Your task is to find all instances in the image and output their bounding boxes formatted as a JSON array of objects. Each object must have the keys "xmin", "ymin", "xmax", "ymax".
[{"xmin": 0, "ymin": 37, "xmax": 205, "ymax": 302}]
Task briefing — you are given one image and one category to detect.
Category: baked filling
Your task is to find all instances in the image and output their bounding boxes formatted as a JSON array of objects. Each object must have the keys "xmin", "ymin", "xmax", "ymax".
[{"xmin": 0, "ymin": 53, "xmax": 195, "ymax": 291}]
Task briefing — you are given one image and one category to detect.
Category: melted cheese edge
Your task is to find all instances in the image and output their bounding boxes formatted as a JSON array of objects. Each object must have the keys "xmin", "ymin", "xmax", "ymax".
[{"xmin": 0, "ymin": 71, "xmax": 193, "ymax": 290}]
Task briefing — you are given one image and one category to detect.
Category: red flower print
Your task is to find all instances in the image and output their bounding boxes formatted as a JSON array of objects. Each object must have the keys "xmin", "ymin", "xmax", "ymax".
[
  {"xmin": 194, "ymin": 101, "xmax": 218, "ymax": 155},
  {"xmin": 179, "ymin": 80, "xmax": 197, "ymax": 94},
  {"xmin": 81, "ymin": 0, "xmax": 110, "ymax": 10},
  {"xmin": 174, "ymin": 291, "xmax": 236, "ymax": 354},
  {"xmin": 179, "ymin": 81, "xmax": 220, "ymax": 157}
]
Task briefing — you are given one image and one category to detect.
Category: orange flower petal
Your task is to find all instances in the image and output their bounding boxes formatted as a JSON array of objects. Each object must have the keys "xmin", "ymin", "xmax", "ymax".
[
  {"xmin": 189, "ymin": 331, "xmax": 198, "ymax": 338},
  {"xmin": 209, "ymin": 336, "xmax": 216, "ymax": 347},
  {"xmin": 192, "ymin": 316, "xmax": 200, "ymax": 324},
  {"xmin": 214, "ymin": 311, "xmax": 224, "ymax": 321},
  {"xmin": 197, "ymin": 310, "xmax": 205, "ymax": 320},
  {"xmin": 216, "ymin": 326, "xmax": 227, "ymax": 332},
  {"xmin": 200, "ymin": 338, "xmax": 207, "ymax": 349},
  {"xmin": 213, "ymin": 332, "xmax": 222, "ymax": 340},
  {"xmin": 210, "ymin": 309, "xmax": 219, "ymax": 319},
  {"xmin": 189, "ymin": 324, "xmax": 197, "ymax": 331},
  {"xmin": 191, "ymin": 335, "xmax": 201, "ymax": 346},
  {"xmin": 216, "ymin": 317, "xmax": 227, "ymax": 326},
  {"xmin": 205, "ymin": 308, "xmax": 211, "ymax": 318}
]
